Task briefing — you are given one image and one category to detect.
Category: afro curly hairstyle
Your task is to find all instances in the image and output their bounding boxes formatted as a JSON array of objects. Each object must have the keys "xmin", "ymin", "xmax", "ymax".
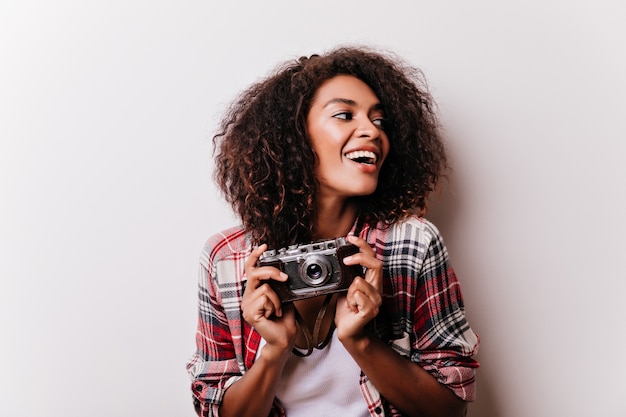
[{"xmin": 213, "ymin": 45, "xmax": 448, "ymax": 249}]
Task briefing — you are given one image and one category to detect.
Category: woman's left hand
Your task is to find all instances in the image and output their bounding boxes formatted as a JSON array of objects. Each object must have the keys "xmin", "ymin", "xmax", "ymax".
[{"xmin": 335, "ymin": 235, "xmax": 383, "ymax": 341}]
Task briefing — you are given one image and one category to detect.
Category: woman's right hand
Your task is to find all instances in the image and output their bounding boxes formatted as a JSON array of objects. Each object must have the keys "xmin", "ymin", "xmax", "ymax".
[{"xmin": 242, "ymin": 244, "xmax": 298, "ymax": 356}]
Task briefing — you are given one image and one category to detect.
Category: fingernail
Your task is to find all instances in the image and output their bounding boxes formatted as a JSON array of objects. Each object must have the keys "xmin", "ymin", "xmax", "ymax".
[
  {"xmin": 343, "ymin": 256, "xmax": 352, "ymax": 264},
  {"xmin": 280, "ymin": 272, "xmax": 288, "ymax": 280}
]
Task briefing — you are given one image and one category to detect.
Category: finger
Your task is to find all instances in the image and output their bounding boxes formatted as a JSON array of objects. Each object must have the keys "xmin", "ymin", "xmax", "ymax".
[
  {"xmin": 244, "ymin": 244, "xmax": 268, "ymax": 290},
  {"xmin": 256, "ymin": 282, "xmax": 284, "ymax": 317},
  {"xmin": 345, "ymin": 280, "xmax": 360, "ymax": 311},
  {"xmin": 345, "ymin": 289, "xmax": 366, "ymax": 314},
  {"xmin": 243, "ymin": 278, "xmax": 285, "ymax": 316},
  {"xmin": 342, "ymin": 250, "xmax": 381, "ymax": 270},
  {"xmin": 245, "ymin": 243, "xmax": 268, "ymax": 269},
  {"xmin": 245, "ymin": 267, "xmax": 288, "ymax": 293},
  {"xmin": 352, "ymin": 290, "xmax": 380, "ymax": 317},
  {"xmin": 362, "ymin": 263, "xmax": 383, "ymax": 293},
  {"xmin": 262, "ymin": 296, "xmax": 275, "ymax": 319},
  {"xmin": 342, "ymin": 253, "xmax": 382, "ymax": 292},
  {"xmin": 245, "ymin": 288, "xmax": 282, "ymax": 321},
  {"xmin": 244, "ymin": 244, "xmax": 288, "ymax": 290},
  {"xmin": 256, "ymin": 266, "xmax": 289, "ymax": 282},
  {"xmin": 344, "ymin": 236, "xmax": 380, "ymax": 269},
  {"xmin": 348, "ymin": 277, "xmax": 382, "ymax": 307},
  {"xmin": 346, "ymin": 235, "xmax": 375, "ymax": 256},
  {"xmin": 251, "ymin": 294, "xmax": 276, "ymax": 320}
]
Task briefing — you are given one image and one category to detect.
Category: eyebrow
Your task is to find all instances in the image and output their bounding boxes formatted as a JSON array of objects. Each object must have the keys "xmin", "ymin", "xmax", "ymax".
[
  {"xmin": 323, "ymin": 98, "xmax": 384, "ymax": 111},
  {"xmin": 323, "ymin": 98, "xmax": 356, "ymax": 107}
]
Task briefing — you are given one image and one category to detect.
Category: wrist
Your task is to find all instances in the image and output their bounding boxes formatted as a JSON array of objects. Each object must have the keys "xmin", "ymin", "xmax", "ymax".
[
  {"xmin": 259, "ymin": 341, "xmax": 293, "ymax": 364},
  {"xmin": 338, "ymin": 330, "xmax": 372, "ymax": 354}
]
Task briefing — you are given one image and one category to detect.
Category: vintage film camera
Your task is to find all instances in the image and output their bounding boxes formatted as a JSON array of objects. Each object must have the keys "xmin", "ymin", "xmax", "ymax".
[{"xmin": 257, "ymin": 237, "xmax": 363, "ymax": 302}]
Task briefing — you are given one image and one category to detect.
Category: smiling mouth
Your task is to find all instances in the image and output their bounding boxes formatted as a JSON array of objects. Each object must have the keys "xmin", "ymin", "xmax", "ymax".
[{"xmin": 345, "ymin": 150, "xmax": 377, "ymax": 165}]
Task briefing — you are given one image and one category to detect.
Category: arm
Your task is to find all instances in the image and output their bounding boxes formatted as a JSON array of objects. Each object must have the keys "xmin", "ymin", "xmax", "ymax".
[
  {"xmin": 186, "ymin": 243, "xmax": 245, "ymax": 416},
  {"xmin": 219, "ymin": 337, "xmax": 291, "ymax": 417},
  {"xmin": 336, "ymin": 229, "xmax": 478, "ymax": 417},
  {"xmin": 187, "ymin": 238, "xmax": 296, "ymax": 417},
  {"xmin": 219, "ymin": 244, "xmax": 298, "ymax": 417},
  {"xmin": 339, "ymin": 332, "xmax": 467, "ymax": 417}
]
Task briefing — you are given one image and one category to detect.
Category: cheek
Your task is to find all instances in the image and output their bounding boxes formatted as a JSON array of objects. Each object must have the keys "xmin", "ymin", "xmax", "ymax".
[
  {"xmin": 310, "ymin": 129, "xmax": 345, "ymax": 156},
  {"xmin": 315, "ymin": 147, "xmax": 341, "ymax": 169}
]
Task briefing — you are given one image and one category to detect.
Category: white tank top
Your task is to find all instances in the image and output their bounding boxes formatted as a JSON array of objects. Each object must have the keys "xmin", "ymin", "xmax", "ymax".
[{"xmin": 256, "ymin": 330, "xmax": 370, "ymax": 417}]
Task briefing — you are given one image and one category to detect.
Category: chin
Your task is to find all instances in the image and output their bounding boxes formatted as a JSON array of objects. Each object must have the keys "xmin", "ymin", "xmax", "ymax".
[{"xmin": 353, "ymin": 186, "xmax": 378, "ymax": 196}]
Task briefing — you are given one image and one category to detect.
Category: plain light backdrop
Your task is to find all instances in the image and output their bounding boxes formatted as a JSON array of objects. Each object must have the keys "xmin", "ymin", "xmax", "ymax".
[{"xmin": 1, "ymin": 1, "xmax": 625, "ymax": 416}]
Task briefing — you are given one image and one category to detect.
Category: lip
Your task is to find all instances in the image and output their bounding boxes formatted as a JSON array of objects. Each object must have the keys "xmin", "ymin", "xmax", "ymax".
[
  {"xmin": 343, "ymin": 145, "xmax": 382, "ymax": 163},
  {"xmin": 343, "ymin": 145, "xmax": 383, "ymax": 174},
  {"xmin": 346, "ymin": 158, "xmax": 379, "ymax": 173}
]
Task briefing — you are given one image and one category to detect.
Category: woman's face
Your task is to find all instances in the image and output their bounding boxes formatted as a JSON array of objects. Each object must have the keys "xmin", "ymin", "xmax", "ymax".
[{"xmin": 306, "ymin": 75, "xmax": 390, "ymax": 201}]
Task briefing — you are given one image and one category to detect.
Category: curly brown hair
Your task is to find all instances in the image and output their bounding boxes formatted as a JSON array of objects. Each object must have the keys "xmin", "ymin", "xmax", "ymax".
[{"xmin": 213, "ymin": 45, "xmax": 448, "ymax": 249}]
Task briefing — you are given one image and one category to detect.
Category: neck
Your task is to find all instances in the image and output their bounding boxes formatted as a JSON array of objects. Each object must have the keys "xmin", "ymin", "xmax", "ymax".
[{"xmin": 313, "ymin": 198, "xmax": 358, "ymax": 240}]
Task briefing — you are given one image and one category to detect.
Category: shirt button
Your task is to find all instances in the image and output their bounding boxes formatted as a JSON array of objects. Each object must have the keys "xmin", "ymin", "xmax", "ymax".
[{"xmin": 374, "ymin": 406, "xmax": 382, "ymax": 414}]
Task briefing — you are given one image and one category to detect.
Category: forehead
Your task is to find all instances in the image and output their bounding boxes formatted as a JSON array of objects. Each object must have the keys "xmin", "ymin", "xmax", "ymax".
[{"xmin": 312, "ymin": 75, "xmax": 380, "ymax": 105}]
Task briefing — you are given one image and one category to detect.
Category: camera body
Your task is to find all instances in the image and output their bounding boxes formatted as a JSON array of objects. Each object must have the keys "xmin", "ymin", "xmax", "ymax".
[{"xmin": 257, "ymin": 237, "xmax": 362, "ymax": 302}]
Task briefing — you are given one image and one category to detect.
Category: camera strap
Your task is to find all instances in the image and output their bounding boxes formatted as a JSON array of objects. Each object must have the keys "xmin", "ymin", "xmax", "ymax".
[{"xmin": 292, "ymin": 293, "xmax": 335, "ymax": 357}]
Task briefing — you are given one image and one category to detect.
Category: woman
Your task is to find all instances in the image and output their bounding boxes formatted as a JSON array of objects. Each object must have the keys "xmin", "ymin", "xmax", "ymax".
[{"xmin": 187, "ymin": 46, "xmax": 479, "ymax": 417}]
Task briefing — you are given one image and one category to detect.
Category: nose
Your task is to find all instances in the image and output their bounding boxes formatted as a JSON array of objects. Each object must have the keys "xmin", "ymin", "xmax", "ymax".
[{"xmin": 356, "ymin": 117, "xmax": 380, "ymax": 139}]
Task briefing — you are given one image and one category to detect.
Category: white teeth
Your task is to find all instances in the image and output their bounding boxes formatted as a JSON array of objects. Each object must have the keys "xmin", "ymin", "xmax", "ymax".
[{"xmin": 345, "ymin": 150, "xmax": 377, "ymax": 164}]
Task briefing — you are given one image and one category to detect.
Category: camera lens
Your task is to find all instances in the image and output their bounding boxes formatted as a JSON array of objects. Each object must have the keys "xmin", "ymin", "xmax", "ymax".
[
  {"xmin": 299, "ymin": 255, "xmax": 331, "ymax": 287},
  {"xmin": 306, "ymin": 263, "xmax": 323, "ymax": 280}
]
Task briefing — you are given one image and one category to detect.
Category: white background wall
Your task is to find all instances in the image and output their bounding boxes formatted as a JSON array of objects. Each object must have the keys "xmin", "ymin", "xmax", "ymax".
[{"xmin": 1, "ymin": 1, "xmax": 625, "ymax": 416}]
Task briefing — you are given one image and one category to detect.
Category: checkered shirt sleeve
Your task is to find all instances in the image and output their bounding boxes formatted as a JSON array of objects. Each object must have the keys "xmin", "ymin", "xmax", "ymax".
[
  {"xmin": 185, "ymin": 227, "xmax": 273, "ymax": 416},
  {"xmin": 365, "ymin": 217, "xmax": 479, "ymax": 404}
]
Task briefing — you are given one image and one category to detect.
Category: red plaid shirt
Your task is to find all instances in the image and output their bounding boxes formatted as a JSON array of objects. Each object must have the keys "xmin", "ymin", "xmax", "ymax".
[{"xmin": 186, "ymin": 216, "xmax": 479, "ymax": 416}]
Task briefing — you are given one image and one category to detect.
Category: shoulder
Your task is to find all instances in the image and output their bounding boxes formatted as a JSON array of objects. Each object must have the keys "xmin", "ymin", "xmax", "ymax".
[
  {"xmin": 364, "ymin": 215, "xmax": 450, "ymax": 269},
  {"xmin": 370, "ymin": 214, "xmax": 444, "ymax": 247},
  {"xmin": 199, "ymin": 225, "xmax": 251, "ymax": 269},
  {"xmin": 398, "ymin": 215, "xmax": 442, "ymax": 238}
]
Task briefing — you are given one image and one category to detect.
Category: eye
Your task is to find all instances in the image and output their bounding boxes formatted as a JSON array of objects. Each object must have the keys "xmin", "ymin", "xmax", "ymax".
[
  {"xmin": 333, "ymin": 111, "xmax": 353, "ymax": 121},
  {"xmin": 372, "ymin": 117, "xmax": 385, "ymax": 128}
]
